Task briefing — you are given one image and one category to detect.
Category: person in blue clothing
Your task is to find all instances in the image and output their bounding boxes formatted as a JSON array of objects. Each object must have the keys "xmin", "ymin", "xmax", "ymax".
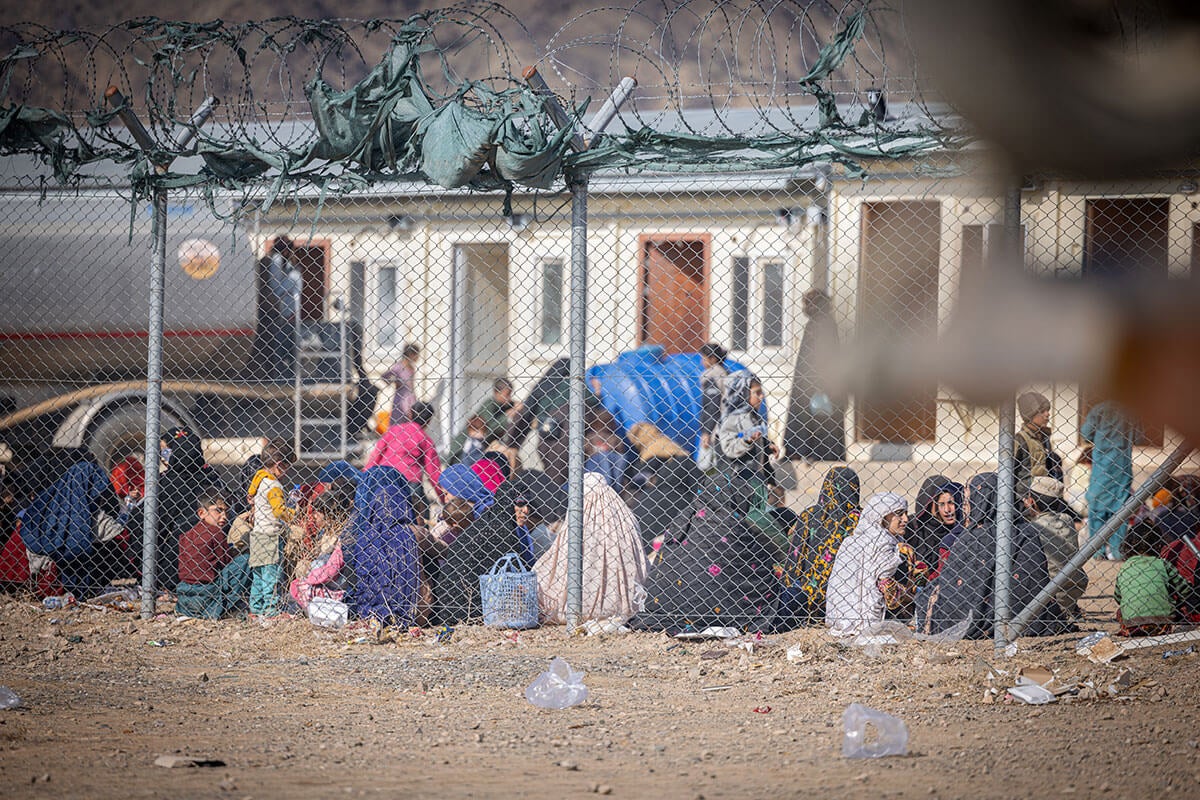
[{"xmin": 1081, "ymin": 400, "xmax": 1139, "ymax": 559}]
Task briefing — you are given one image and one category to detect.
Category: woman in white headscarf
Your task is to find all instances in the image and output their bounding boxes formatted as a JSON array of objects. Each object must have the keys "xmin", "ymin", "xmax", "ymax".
[
  {"xmin": 535, "ymin": 472, "xmax": 650, "ymax": 624},
  {"xmin": 825, "ymin": 492, "xmax": 910, "ymax": 638}
]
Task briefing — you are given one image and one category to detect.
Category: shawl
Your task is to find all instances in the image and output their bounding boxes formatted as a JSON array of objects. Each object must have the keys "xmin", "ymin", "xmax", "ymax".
[
  {"xmin": 318, "ymin": 460, "xmax": 362, "ymax": 484},
  {"xmin": 437, "ymin": 464, "xmax": 495, "ymax": 517},
  {"xmin": 628, "ymin": 422, "xmax": 689, "ymax": 460},
  {"xmin": 824, "ymin": 492, "xmax": 906, "ymax": 637},
  {"xmin": 775, "ymin": 466, "xmax": 860, "ymax": 626},
  {"xmin": 721, "ymin": 369, "xmax": 758, "ymax": 418},
  {"xmin": 631, "ymin": 473, "xmax": 783, "ymax": 634},
  {"xmin": 916, "ymin": 473, "xmax": 1071, "ymax": 638},
  {"xmin": 343, "ymin": 467, "xmax": 420, "ymax": 624},
  {"xmin": 433, "ymin": 480, "xmax": 528, "ymax": 623},
  {"xmin": 469, "ymin": 457, "xmax": 507, "ymax": 493},
  {"xmin": 907, "ymin": 475, "xmax": 961, "ymax": 570},
  {"xmin": 535, "ymin": 472, "xmax": 649, "ymax": 623}
]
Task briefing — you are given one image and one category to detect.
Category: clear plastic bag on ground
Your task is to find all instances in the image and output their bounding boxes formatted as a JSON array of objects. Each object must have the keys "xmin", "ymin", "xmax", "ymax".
[
  {"xmin": 525, "ymin": 657, "xmax": 589, "ymax": 709},
  {"xmin": 842, "ymin": 702, "xmax": 908, "ymax": 758},
  {"xmin": 0, "ymin": 687, "xmax": 21, "ymax": 710}
]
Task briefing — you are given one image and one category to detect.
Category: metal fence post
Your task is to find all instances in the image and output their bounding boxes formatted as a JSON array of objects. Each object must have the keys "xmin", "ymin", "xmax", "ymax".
[
  {"xmin": 140, "ymin": 185, "xmax": 167, "ymax": 619},
  {"xmin": 565, "ymin": 178, "xmax": 588, "ymax": 631},
  {"xmin": 993, "ymin": 179, "xmax": 1023, "ymax": 650},
  {"xmin": 1009, "ymin": 442, "xmax": 1194, "ymax": 638}
]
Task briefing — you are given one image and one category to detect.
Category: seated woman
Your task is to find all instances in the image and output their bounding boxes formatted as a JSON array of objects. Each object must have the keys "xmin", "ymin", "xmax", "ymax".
[
  {"xmin": 825, "ymin": 492, "xmax": 913, "ymax": 638},
  {"xmin": 289, "ymin": 486, "xmax": 355, "ymax": 611},
  {"xmin": 17, "ymin": 447, "xmax": 134, "ymax": 598},
  {"xmin": 916, "ymin": 472, "xmax": 1072, "ymax": 639},
  {"xmin": 630, "ymin": 473, "xmax": 784, "ymax": 634},
  {"xmin": 431, "ymin": 471, "xmax": 567, "ymax": 624},
  {"xmin": 626, "ymin": 422, "xmax": 702, "ymax": 548},
  {"xmin": 536, "ymin": 472, "xmax": 649, "ymax": 623},
  {"xmin": 773, "ymin": 466, "xmax": 860, "ymax": 628},
  {"xmin": 343, "ymin": 467, "xmax": 421, "ymax": 625}
]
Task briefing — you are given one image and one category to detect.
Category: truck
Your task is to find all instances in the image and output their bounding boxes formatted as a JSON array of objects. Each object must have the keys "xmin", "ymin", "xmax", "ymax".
[{"xmin": 0, "ymin": 173, "xmax": 370, "ymax": 471}]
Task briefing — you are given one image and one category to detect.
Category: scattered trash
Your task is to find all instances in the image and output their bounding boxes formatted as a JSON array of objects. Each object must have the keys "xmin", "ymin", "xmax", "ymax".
[
  {"xmin": 349, "ymin": 636, "xmax": 372, "ymax": 645},
  {"xmin": 700, "ymin": 685, "xmax": 733, "ymax": 692},
  {"xmin": 526, "ymin": 657, "xmax": 589, "ymax": 709},
  {"xmin": 153, "ymin": 755, "xmax": 226, "ymax": 768},
  {"xmin": 674, "ymin": 626, "xmax": 741, "ymax": 640},
  {"xmin": 65, "ymin": 635, "xmax": 83, "ymax": 644},
  {"xmin": 842, "ymin": 703, "xmax": 909, "ymax": 759},
  {"xmin": 306, "ymin": 597, "xmax": 348, "ymax": 630},
  {"xmin": 1004, "ymin": 642, "xmax": 1019, "ymax": 658},
  {"xmin": 1007, "ymin": 680, "xmax": 1057, "ymax": 705},
  {"xmin": 699, "ymin": 648, "xmax": 727, "ymax": 661},
  {"xmin": 1107, "ymin": 668, "xmax": 1134, "ymax": 696},
  {"xmin": 146, "ymin": 640, "xmax": 172, "ymax": 647},
  {"xmin": 506, "ymin": 631, "xmax": 520, "ymax": 644},
  {"xmin": 41, "ymin": 594, "xmax": 75, "ymax": 611},
  {"xmin": 88, "ymin": 588, "xmax": 140, "ymax": 611},
  {"xmin": 850, "ymin": 621, "xmax": 913, "ymax": 648},
  {"xmin": 913, "ymin": 616, "xmax": 972, "ymax": 644},
  {"xmin": 1163, "ymin": 646, "xmax": 1195, "ymax": 659},
  {"xmin": 785, "ymin": 644, "xmax": 806, "ymax": 662},
  {"xmin": 408, "ymin": 627, "xmax": 424, "ymax": 639},
  {"xmin": 1076, "ymin": 633, "xmax": 1125, "ymax": 664},
  {"xmin": 434, "ymin": 625, "xmax": 455, "ymax": 644},
  {"xmin": 581, "ymin": 617, "xmax": 631, "ymax": 636},
  {"xmin": 752, "ymin": 706, "xmax": 772, "ymax": 714},
  {"xmin": 0, "ymin": 686, "xmax": 21, "ymax": 710}
]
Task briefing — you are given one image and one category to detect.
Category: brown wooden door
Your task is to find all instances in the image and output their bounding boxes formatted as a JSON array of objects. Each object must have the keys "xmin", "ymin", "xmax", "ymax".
[
  {"xmin": 639, "ymin": 236, "xmax": 709, "ymax": 354},
  {"xmin": 1076, "ymin": 198, "xmax": 1169, "ymax": 446},
  {"xmin": 293, "ymin": 242, "xmax": 329, "ymax": 322},
  {"xmin": 856, "ymin": 201, "xmax": 941, "ymax": 443},
  {"xmin": 1084, "ymin": 198, "xmax": 1168, "ymax": 280}
]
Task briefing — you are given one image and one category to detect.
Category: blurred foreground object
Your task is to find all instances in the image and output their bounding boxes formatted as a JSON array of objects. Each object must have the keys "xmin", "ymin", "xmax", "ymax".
[
  {"xmin": 906, "ymin": 0, "xmax": 1200, "ymax": 175},
  {"xmin": 841, "ymin": 0, "xmax": 1200, "ymax": 444}
]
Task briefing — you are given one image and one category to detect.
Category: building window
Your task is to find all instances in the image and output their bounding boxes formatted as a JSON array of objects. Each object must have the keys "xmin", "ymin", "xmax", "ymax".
[
  {"xmin": 730, "ymin": 255, "xmax": 750, "ymax": 351},
  {"xmin": 761, "ymin": 260, "xmax": 785, "ymax": 348},
  {"xmin": 541, "ymin": 258, "xmax": 564, "ymax": 345},
  {"xmin": 731, "ymin": 255, "xmax": 785, "ymax": 350},
  {"xmin": 375, "ymin": 265, "xmax": 399, "ymax": 347}
]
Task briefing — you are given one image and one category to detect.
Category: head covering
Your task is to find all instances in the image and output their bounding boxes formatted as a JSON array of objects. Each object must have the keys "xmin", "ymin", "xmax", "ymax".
[
  {"xmin": 511, "ymin": 470, "xmax": 568, "ymax": 523},
  {"xmin": 110, "ymin": 455, "xmax": 145, "ymax": 499},
  {"xmin": 163, "ymin": 426, "xmax": 206, "ymax": 472},
  {"xmin": 534, "ymin": 472, "xmax": 649, "ymax": 624},
  {"xmin": 721, "ymin": 369, "xmax": 759, "ymax": 417},
  {"xmin": 965, "ymin": 472, "xmax": 999, "ymax": 529},
  {"xmin": 438, "ymin": 464, "xmax": 495, "ymax": 517},
  {"xmin": 855, "ymin": 492, "xmax": 908, "ymax": 537},
  {"xmin": 344, "ymin": 466, "xmax": 419, "ymax": 624},
  {"xmin": 779, "ymin": 466, "xmax": 860, "ymax": 625},
  {"xmin": 1017, "ymin": 392, "xmax": 1050, "ymax": 423},
  {"xmin": 1029, "ymin": 476, "xmax": 1064, "ymax": 499},
  {"xmin": 628, "ymin": 422, "xmax": 688, "ymax": 460},
  {"xmin": 915, "ymin": 475, "xmax": 952, "ymax": 518},
  {"xmin": 470, "ymin": 456, "xmax": 508, "ymax": 493},
  {"xmin": 318, "ymin": 460, "xmax": 362, "ymax": 485}
]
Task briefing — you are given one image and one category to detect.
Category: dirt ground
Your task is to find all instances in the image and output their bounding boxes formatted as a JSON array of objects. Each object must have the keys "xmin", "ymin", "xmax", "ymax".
[{"xmin": 1, "ymin": 561, "xmax": 1199, "ymax": 800}]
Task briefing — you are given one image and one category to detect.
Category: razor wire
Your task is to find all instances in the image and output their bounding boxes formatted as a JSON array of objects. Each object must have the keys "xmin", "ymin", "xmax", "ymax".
[{"xmin": 1, "ymin": 1, "xmax": 1198, "ymax": 653}]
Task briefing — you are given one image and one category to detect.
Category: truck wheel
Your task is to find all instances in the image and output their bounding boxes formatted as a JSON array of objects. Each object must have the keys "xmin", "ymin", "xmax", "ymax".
[{"xmin": 88, "ymin": 404, "xmax": 182, "ymax": 470}]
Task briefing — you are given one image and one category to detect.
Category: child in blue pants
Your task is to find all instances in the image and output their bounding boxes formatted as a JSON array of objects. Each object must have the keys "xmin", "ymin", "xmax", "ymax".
[{"xmin": 247, "ymin": 439, "xmax": 296, "ymax": 616}]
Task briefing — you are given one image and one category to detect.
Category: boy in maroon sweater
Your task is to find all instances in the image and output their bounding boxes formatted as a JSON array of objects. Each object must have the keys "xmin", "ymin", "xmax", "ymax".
[{"xmin": 176, "ymin": 489, "xmax": 250, "ymax": 619}]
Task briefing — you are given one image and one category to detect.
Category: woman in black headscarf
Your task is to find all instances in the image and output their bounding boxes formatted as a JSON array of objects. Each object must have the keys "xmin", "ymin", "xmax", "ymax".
[
  {"xmin": 502, "ymin": 359, "xmax": 622, "ymax": 485},
  {"xmin": 630, "ymin": 473, "xmax": 783, "ymax": 635},
  {"xmin": 132, "ymin": 427, "xmax": 224, "ymax": 591},
  {"xmin": 432, "ymin": 470, "xmax": 567, "ymax": 624},
  {"xmin": 916, "ymin": 472, "xmax": 1071, "ymax": 639},
  {"xmin": 906, "ymin": 474, "xmax": 963, "ymax": 577}
]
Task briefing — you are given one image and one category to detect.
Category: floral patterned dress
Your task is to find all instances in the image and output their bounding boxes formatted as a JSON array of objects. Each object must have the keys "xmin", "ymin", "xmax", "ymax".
[{"xmin": 776, "ymin": 467, "xmax": 860, "ymax": 625}]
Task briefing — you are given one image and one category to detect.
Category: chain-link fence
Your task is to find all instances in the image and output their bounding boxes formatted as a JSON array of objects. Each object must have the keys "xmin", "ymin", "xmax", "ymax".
[{"xmin": 2, "ymin": 3, "xmax": 1199, "ymax": 654}]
